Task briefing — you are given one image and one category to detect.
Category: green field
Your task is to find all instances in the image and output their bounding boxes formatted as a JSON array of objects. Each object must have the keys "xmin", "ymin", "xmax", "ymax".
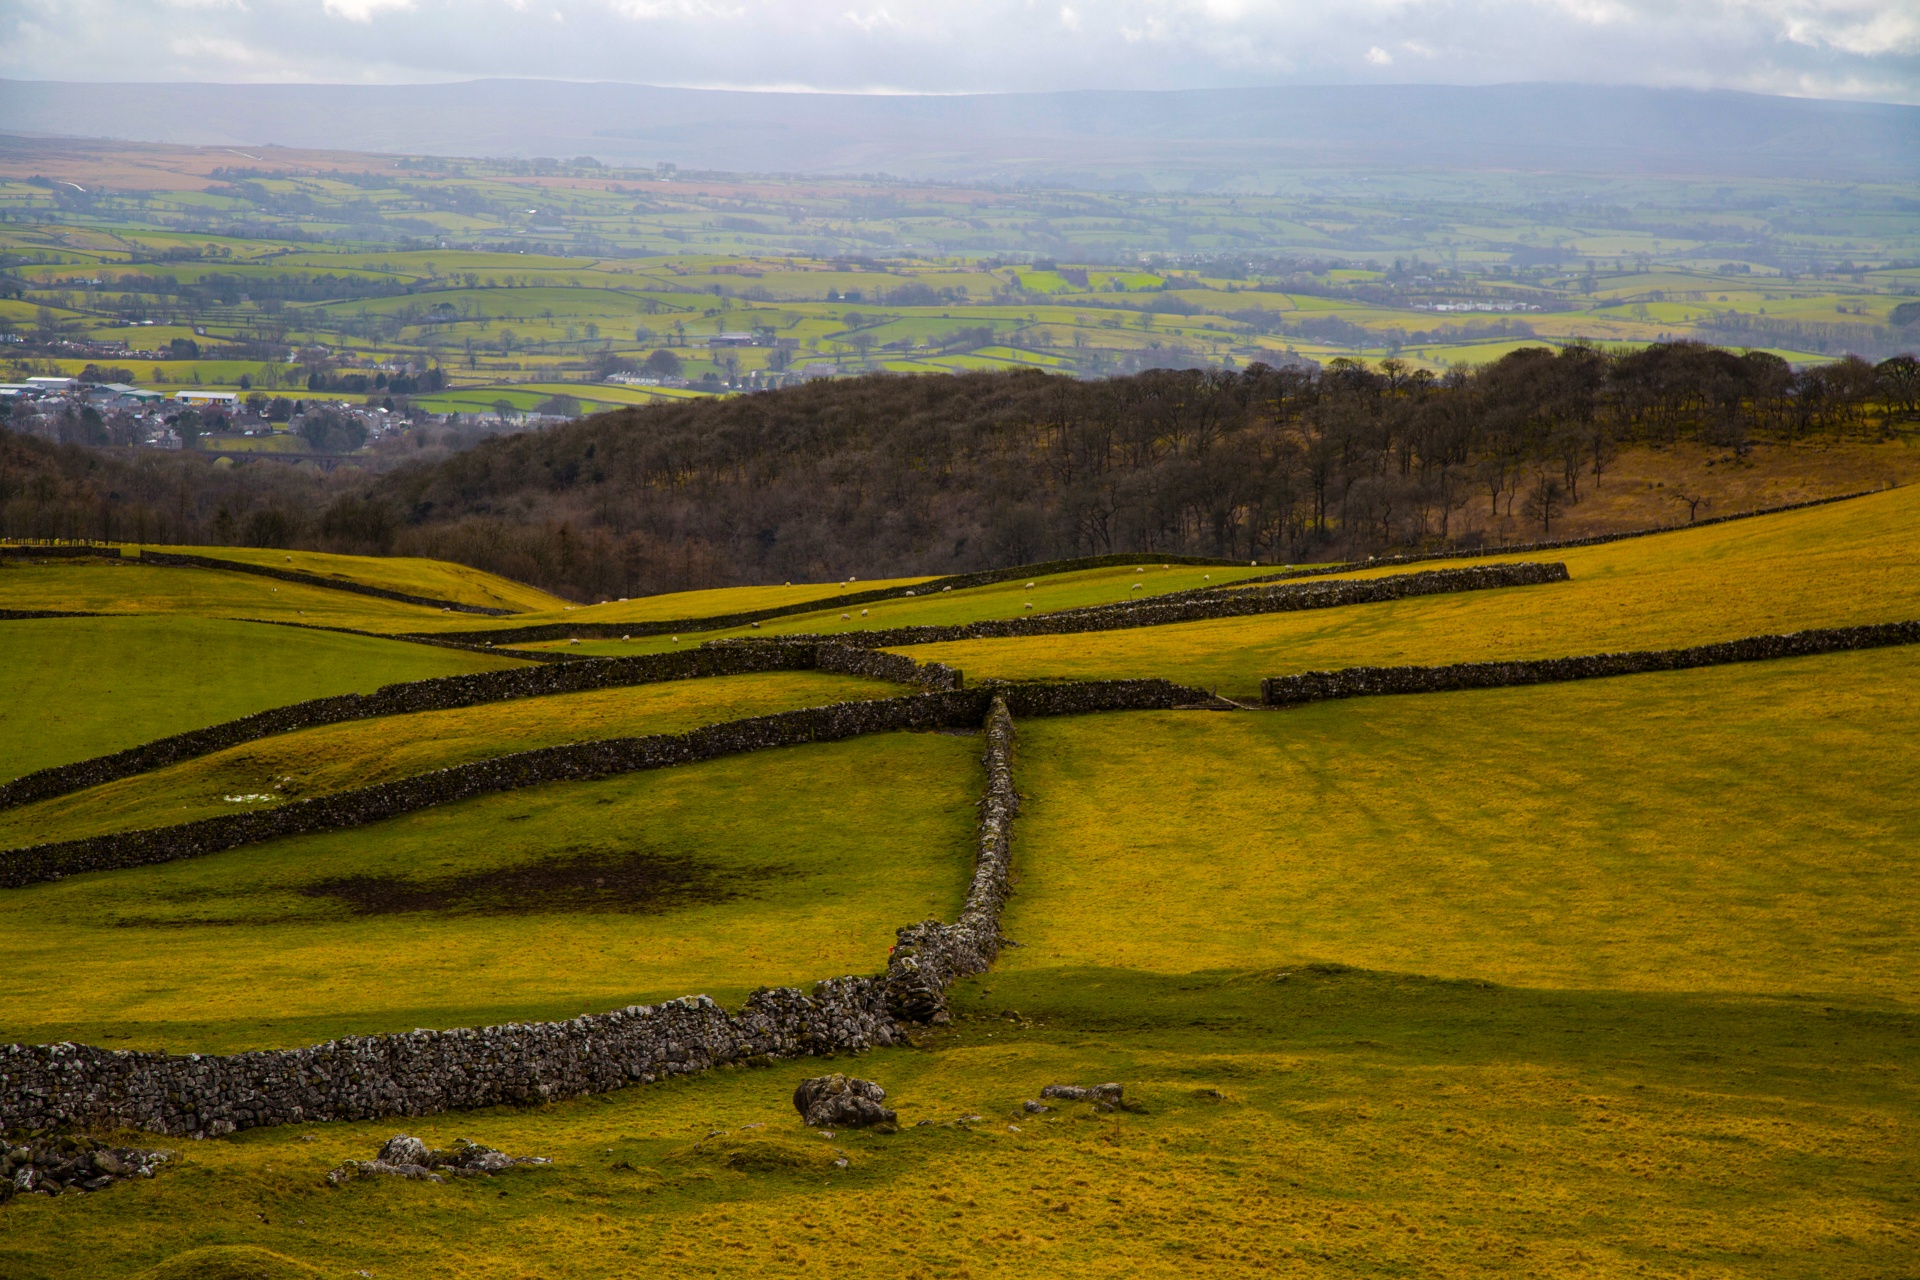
[
  {"xmin": 4, "ymin": 136, "xmax": 1914, "ymax": 409},
  {"xmin": 905, "ymin": 483, "xmax": 1920, "ymax": 696},
  {"xmin": 0, "ymin": 732, "xmax": 979, "ymax": 1054},
  {"xmin": 0, "ymin": 670, "xmax": 902, "ymax": 848},
  {"xmin": 0, "ymin": 616, "xmax": 522, "ymax": 781},
  {"xmin": 2, "ymin": 491, "xmax": 1918, "ymax": 1278},
  {"xmin": 143, "ymin": 546, "xmax": 570, "ymax": 613},
  {"xmin": 497, "ymin": 561, "xmax": 1285, "ymax": 653},
  {"xmin": 0, "ymin": 560, "xmax": 497, "ymax": 631}
]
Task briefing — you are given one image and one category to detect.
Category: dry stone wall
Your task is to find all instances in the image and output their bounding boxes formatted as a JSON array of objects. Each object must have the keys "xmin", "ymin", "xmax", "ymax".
[
  {"xmin": 138, "ymin": 550, "xmax": 516, "ymax": 616},
  {"xmin": 1262, "ymin": 621, "xmax": 1920, "ymax": 706},
  {"xmin": 764, "ymin": 563, "xmax": 1568, "ymax": 649},
  {"xmin": 0, "ymin": 678, "xmax": 1198, "ymax": 889},
  {"xmin": 0, "ymin": 696, "xmax": 1053, "ymax": 1139},
  {"xmin": 1228, "ymin": 488, "xmax": 1887, "ymax": 589},
  {"xmin": 421, "ymin": 552, "xmax": 1257, "ymax": 647},
  {"xmin": 883, "ymin": 696, "xmax": 1018, "ymax": 1023},
  {"xmin": 0, "ymin": 644, "xmax": 960, "ymax": 812},
  {"xmin": 0, "ymin": 545, "xmax": 121, "ymax": 559}
]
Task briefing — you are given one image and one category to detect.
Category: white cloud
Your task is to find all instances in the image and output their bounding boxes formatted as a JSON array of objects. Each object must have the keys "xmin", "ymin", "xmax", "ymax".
[
  {"xmin": 321, "ymin": 0, "xmax": 413, "ymax": 19},
  {"xmin": 0, "ymin": 0, "xmax": 1912, "ymax": 102}
]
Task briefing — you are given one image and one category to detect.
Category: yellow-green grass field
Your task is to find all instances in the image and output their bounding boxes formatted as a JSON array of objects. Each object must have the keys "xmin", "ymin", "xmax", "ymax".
[
  {"xmin": 507, "ymin": 561, "xmax": 1284, "ymax": 655},
  {"xmin": 1003, "ymin": 648, "xmax": 1920, "ymax": 1006},
  {"xmin": 0, "ymin": 560, "xmax": 486, "ymax": 631},
  {"xmin": 0, "ymin": 731, "xmax": 981, "ymax": 1055},
  {"xmin": 0, "ymin": 617, "xmax": 522, "ymax": 781},
  {"xmin": 140, "ymin": 546, "xmax": 568, "ymax": 614},
  {"xmin": 398, "ymin": 576, "xmax": 940, "ymax": 635},
  {"xmin": 904, "ymin": 484, "xmax": 1920, "ymax": 698},
  {"xmin": 0, "ymin": 670, "xmax": 903, "ymax": 848}
]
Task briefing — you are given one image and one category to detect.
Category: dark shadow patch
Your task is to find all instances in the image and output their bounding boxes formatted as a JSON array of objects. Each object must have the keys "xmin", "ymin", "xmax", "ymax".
[{"xmin": 298, "ymin": 845, "xmax": 770, "ymax": 918}]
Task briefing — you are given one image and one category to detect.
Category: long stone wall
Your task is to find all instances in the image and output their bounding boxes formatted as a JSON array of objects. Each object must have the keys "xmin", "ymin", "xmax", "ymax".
[
  {"xmin": 760, "ymin": 562, "xmax": 1568, "ymax": 649},
  {"xmin": 0, "ymin": 678, "xmax": 1198, "ymax": 889},
  {"xmin": 1261, "ymin": 621, "xmax": 1920, "ymax": 706},
  {"xmin": 419, "ymin": 551, "xmax": 1261, "ymax": 647},
  {"xmin": 0, "ymin": 644, "xmax": 962, "ymax": 812},
  {"xmin": 0, "ymin": 545, "xmax": 121, "ymax": 559},
  {"xmin": 883, "ymin": 696, "xmax": 1018, "ymax": 1022},
  {"xmin": 0, "ymin": 609, "xmax": 106, "ymax": 621},
  {"xmin": 137, "ymin": 550, "xmax": 517, "ymax": 616},
  {"xmin": 1226, "ymin": 487, "xmax": 1888, "ymax": 589},
  {"xmin": 0, "ymin": 696, "xmax": 1040, "ymax": 1139}
]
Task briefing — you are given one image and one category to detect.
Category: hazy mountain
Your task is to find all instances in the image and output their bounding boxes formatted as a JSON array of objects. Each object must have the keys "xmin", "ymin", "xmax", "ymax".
[{"xmin": 2, "ymin": 80, "xmax": 1914, "ymax": 184}]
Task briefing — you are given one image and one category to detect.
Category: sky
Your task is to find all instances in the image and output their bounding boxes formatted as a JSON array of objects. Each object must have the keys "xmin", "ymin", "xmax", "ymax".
[{"xmin": 2, "ymin": 0, "xmax": 1915, "ymax": 103}]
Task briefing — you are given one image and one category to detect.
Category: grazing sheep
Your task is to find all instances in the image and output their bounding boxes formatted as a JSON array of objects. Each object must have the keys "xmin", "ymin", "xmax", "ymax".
[
  {"xmin": 841, "ymin": 613, "xmax": 850, "ymax": 620},
  {"xmin": 861, "ymin": 609, "xmax": 869, "ymax": 616},
  {"xmin": 1025, "ymin": 581, "xmax": 1035, "ymax": 588},
  {"xmin": 1024, "ymin": 602, "xmax": 1033, "ymax": 610}
]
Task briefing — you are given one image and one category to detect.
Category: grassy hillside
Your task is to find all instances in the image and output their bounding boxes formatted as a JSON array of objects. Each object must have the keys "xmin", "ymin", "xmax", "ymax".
[
  {"xmin": 142, "ymin": 546, "xmax": 570, "ymax": 614},
  {"xmin": 0, "ymin": 560, "xmax": 488, "ymax": 630},
  {"xmin": 0, "ymin": 671, "xmax": 902, "ymax": 848},
  {"xmin": 1003, "ymin": 649, "xmax": 1920, "ymax": 1003},
  {"xmin": 502, "ymin": 561, "xmax": 1291, "ymax": 655},
  {"xmin": 0, "ymin": 616, "xmax": 523, "ymax": 781},
  {"xmin": 2, "ymin": 469, "xmax": 1917, "ymax": 1278},
  {"xmin": 906, "ymin": 483, "xmax": 1920, "ymax": 696},
  {"xmin": 0, "ymin": 732, "xmax": 979, "ymax": 1054}
]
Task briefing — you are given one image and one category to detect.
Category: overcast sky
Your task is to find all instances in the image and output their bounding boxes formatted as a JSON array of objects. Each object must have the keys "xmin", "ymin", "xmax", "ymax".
[{"xmin": 3, "ymin": 0, "xmax": 1915, "ymax": 103}]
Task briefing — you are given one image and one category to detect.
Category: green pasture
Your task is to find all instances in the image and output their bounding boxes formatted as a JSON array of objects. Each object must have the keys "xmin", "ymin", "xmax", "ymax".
[
  {"xmin": 150, "ymin": 546, "xmax": 567, "ymax": 613},
  {"xmin": 503, "ymin": 562, "xmax": 1279, "ymax": 654},
  {"xmin": 0, "ymin": 670, "xmax": 901, "ymax": 848},
  {"xmin": 1006, "ymin": 648, "xmax": 1920, "ymax": 1004},
  {"xmin": 7, "ymin": 649, "xmax": 1913, "ymax": 1276},
  {"xmin": 0, "ymin": 731, "xmax": 979, "ymax": 1054},
  {"xmin": 0, "ymin": 616, "xmax": 520, "ymax": 781},
  {"xmin": 0, "ymin": 560, "xmax": 484, "ymax": 630},
  {"xmin": 908, "ymin": 484, "xmax": 1920, "ymax": 696}
]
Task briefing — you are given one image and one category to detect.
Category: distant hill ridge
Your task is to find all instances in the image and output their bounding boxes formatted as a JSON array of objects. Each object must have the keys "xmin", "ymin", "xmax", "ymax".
[{"xmin": 2, "ymin": 81, "xmax": 1914, "ymax": 181}]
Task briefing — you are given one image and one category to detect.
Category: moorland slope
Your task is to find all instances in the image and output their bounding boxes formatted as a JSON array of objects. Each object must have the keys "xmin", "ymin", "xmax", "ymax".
[{"xmin": 1, "ymin": 487, "xmax": 1916, "ymax": 1278}]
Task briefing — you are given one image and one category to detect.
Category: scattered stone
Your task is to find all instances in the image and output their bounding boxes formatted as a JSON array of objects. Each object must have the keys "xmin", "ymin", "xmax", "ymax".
[
  {"xmin": 1021, "ymin": 1100, "xmax": 1051, "ymax": 1114},
  {"xmin": 0, "ymin": 1136, "xmax": 170, "ymax": 1199},
  {"xmin": 832, "ymin": 1157, "xmax": 850, "ymax": 1169},
  {"xmin": 325, "ymin": 1135, "xmax": 551, "ymax": 1187},
  {"xmin": 792, "ymin": 1074, "xmax": 896, "ymax": 1129},
  {"xmin": 1040, "ymin": 1082, "xmax": 1128, "ymax": 1112}
]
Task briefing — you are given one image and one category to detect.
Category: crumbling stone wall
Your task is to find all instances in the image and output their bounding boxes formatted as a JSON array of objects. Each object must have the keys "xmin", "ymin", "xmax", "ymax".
[
  {"xmin": 757, "ymin": 563, "xmax": 1569, "ymax": 649},
  {"xmin": 1, "ymin": 678, "xmax": 1199, "ymax": 888},
  {"xmin": 1262, "ymin": 621, "xmax": 1920, "ymax": 706},
  {"xmin": 421, "ymin": 551, "xmax": 1257, "ymax": 647},
  {"xmin": 0, "ymin": 696, "xmax": 1052, "ymax": 1139},
  {"xmin": 0, "ymin": 545, "xmax": 121, "ymax": 559},
  {"xmin": 884, "ymin": 695, "xmax": 1018, "ymax": 1023},
  {"xmin": 0, "ymin": 644, "xmax": 960, "ymax": 812}
]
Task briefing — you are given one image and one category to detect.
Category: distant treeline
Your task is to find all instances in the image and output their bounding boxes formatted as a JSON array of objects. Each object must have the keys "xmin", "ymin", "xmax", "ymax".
[{"xmin": 3, "ymin": 342, "xmax": 1916, "ymax": 602}]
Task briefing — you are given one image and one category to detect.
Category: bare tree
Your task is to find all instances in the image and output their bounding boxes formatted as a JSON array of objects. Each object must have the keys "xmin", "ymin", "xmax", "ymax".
[{"xmin": 1523, "ymin": 473, "xmax": 1565, "ymax": 533}]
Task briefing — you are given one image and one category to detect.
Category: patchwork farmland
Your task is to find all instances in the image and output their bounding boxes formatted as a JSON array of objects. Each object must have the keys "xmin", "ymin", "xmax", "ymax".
[{"xmin": 2, "ymin": 481, "xmax": 1918, "ymax": 1277}]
